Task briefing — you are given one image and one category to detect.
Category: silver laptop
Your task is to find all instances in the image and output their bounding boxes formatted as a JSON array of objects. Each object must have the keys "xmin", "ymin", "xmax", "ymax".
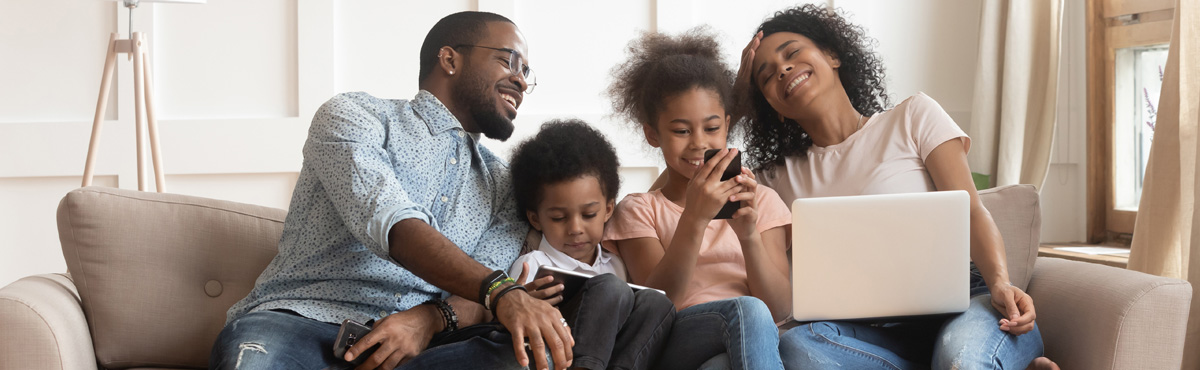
[{"xmin": 790, "ymin": 190, "xmax": 970, "ymax": 322}]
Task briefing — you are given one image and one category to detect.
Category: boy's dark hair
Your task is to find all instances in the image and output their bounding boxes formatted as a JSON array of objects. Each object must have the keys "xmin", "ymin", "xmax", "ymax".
[
  {"xmin": 418, "ymin": 11, "xmax": 515, "ymax": 84},
  {"xmin": 741, "ymin": 5, "xmax": 890, "ymax": 172},
  {"xmin": 607, "ymin": 27, "xmax": 736, "ymax": 130},
  {"xmin": 510, "ymin": 119, "xmax": 621, "ymax": 214}
]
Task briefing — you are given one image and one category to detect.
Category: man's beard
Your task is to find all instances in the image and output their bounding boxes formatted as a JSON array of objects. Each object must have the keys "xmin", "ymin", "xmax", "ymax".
[{"xmin": 452, "ymin": 71, "xmax": 515, "ymax": 141}]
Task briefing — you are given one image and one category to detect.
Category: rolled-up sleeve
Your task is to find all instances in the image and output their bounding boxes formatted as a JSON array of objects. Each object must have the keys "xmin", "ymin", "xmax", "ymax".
[{"xmin": 303, "ymin": 94, "xmax": 437, "ymax": 261}]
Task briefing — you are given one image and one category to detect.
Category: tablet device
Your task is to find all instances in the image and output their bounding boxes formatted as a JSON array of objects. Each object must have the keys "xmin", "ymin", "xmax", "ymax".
[{"xmin": 533, "ymin": 265, "xmax": 665, "ymax": 303}]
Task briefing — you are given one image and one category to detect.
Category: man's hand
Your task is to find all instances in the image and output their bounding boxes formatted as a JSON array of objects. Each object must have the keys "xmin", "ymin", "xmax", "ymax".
[
  {"xmin": 494, "ymin": 288, "xmax": 574, "ymax": 370},
  {"xmin": 516, "ymin": 262, "xmax": 565, "ymax": 306},
  {"xmin": 346, "ymin": 305, "xmax": 441, "ymax": 370},
  {"xmin": 989, "ymin": 283, "xmax": 1037, "ymax": 336}
]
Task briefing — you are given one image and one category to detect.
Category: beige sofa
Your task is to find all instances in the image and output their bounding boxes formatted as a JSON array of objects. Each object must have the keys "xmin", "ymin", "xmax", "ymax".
[{"xmin": 0, "ymin": 185, "xmax": 1192, "ymax": 369}]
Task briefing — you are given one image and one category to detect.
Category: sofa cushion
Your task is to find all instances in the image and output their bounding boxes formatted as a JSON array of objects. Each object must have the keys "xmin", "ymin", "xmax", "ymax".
[
  {"xmin": 57, "ymin": 187, "xmax": 285, "ymax": 369},
  {"xmin": 977, "ymin": 184, "xmax": 1041, "ymax": 290}
]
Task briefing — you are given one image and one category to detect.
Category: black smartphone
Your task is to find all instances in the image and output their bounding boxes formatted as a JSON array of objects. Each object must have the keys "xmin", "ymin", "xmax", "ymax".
[
  {"xmin": 333, "ymin": 319, "xmax": 379, "ymax": 365},
  {"xmin": 703, "ymin": 149, "xmax": 743, "ymax": 219}
]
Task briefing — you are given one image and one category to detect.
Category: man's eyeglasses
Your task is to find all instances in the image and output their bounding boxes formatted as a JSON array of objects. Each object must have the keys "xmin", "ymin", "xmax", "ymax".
[{"xmin": 454, "ymin": 44, "xmax": 537, "ymax": 94}]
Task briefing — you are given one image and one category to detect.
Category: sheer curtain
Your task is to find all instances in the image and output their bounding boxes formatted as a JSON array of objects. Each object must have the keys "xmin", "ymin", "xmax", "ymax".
[
  {"xmin": 1127, "ymin": 0, "xmax": 1200, "ymax": 367},
  {"xmin": 968, "ymin": 0, "xmax": 1064, "ymax": 190}
]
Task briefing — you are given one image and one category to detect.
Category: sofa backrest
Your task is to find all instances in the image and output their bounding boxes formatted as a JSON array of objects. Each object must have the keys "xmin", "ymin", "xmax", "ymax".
[
  {"xmin": 977, "ymin": 184, "xmax": 1041, "ymax": 290},
  {"xmin": 57, "ymin": 187, "xmax": 285, "ymax": 369}
]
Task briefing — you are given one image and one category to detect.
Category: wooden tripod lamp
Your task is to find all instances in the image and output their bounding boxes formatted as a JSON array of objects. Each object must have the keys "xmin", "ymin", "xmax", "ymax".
[{"xmin": 82, "ymin": 0, "xmax": 205, "ymax": 192}]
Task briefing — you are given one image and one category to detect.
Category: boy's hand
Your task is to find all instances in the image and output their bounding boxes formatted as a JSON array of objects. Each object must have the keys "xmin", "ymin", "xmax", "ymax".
[
  {"xmin": 516, "ymin": 262, "xmax": 565, "ymax": 306},
  {"xmin": 727, "ymin": 167, "xmax": 760, "ymax": 240}
]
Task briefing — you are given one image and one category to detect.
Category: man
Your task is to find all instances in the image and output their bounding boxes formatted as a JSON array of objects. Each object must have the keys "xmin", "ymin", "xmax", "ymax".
[{"xmin": 210, "ymin": 11, "xmax": 574, "ymax": 370}]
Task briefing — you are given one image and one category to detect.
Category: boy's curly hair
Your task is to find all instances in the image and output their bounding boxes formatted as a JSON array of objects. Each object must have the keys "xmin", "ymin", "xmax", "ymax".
[
  {"xmin": 741, "ymin": 5, "xmax": 891, "ymax": 173},
  {"xmin": 608, "ymin": 27, "xmax": 736, "ymax": 130},
  {"xmin": 509, "ymin": 119, "xmax": 621, "ymax": 215}
]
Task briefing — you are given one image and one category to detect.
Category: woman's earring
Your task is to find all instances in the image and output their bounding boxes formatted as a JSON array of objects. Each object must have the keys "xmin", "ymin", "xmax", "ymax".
[{"xmin": 449, "ymin": 70, "xmax": 455, "ymax": 75}]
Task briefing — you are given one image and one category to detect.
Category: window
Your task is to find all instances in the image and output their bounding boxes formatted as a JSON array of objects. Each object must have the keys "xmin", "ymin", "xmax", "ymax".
[{"xmin": 1086, "ymin": 0, "xmax": 1173, "ymax": 242}]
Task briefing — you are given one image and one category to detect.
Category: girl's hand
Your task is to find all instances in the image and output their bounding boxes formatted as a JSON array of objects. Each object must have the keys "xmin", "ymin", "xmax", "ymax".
[
  {"xmin": 684, "ymin": 148, "xmax": 744, "ymax": 222},
  {"xmin": 515, "ymin": 262, "xmax": 564, "ymax": 306},
  {"xmin": 728, "ymin": 167, "xmax": 760, "ymax": 241},
  {"xmin": 989, "ymin": 282, "xmax": 1037, "ymax": 335},
  {"xmin": 733, "ymin": 31, "xmax": 764, "ymax": 119}
]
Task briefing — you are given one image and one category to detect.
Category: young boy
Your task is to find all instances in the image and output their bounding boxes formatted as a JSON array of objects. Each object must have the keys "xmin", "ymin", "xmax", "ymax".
[{"xmin": 507, "ymin": 119, "xmax": 675, "ymax": 370}]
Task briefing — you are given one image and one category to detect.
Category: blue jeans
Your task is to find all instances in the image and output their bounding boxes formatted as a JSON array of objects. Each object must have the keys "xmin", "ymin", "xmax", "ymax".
[
  {"xmin": 656, "ymin": 296, "xmax": 783, "ymax": 370},
  {"xmin": 210, "ymin": 310, "xmax": 537, "ymax": 370},
  {"xmin": 779, "ymin": 265, "xmax": 1044, "ymax": 370}
]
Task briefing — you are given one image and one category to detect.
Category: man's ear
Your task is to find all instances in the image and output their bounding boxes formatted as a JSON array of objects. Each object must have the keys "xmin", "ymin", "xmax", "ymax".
[
  {"xmin": 526, "ymin": 210, "xmax": 542, "ymax": 232},
  {"xmin": 438, "ymin": 46, "xmax": 461, "ymax": 76},
  {"xmin": 603, "ymin": 199, "xmax": 616, "ymax": 223},
  {"xmin": 642, "ymin": 124, "xmax": 661, "ymax": 148}
]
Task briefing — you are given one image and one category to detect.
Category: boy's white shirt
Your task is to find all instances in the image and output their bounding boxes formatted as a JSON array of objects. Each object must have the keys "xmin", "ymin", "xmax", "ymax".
[{"xmin": 508, "ymin": 236, "xmax": 628, "ymax": 284}]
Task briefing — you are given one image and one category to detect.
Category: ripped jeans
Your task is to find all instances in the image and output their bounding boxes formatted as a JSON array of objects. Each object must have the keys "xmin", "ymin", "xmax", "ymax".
[
  {"xmin": 209, "ymin": 310, "xmax": 534, "ymax": 370},
  {"xmin": 777, "ymin": 263, "xmax": 1044, "ymax": 370}
]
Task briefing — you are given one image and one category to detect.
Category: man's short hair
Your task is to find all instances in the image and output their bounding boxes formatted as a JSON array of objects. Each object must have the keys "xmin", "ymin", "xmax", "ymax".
[{"xmin": 418, "ymin": 11, "xmax": 515, "ymax": 84}]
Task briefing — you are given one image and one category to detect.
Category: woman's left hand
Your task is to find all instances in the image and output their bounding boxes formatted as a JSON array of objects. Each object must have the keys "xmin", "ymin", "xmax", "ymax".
[
  {"xmin": 728, "ymin": 168, "xmax": 760, "ymax": 240},
  {"xmin": 989, "ymin": 282, "xmax": 1037, "ymax": 335}
]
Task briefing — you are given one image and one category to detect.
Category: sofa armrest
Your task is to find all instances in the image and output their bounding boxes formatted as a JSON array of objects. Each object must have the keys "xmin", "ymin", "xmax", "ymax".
[
  {"xmin": 0, "ymin": 274, "xmax": 97, "ymax": 370},
  {"xmin": 1027, "ymin": 257, "xmax": 1192, "ymax": 370}
]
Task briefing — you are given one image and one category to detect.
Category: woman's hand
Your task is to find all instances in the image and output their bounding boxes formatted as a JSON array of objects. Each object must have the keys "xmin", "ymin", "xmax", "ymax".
[
  {"xmin": 727, "ymin": 167, "xmax": 760, "ymax": 241},
  {"xmin": 683, "ymin": 148, "xmax": 744, "ymax": 222},
  {"xmin": 515, "ymin": 262, "xmax": 564, "ymax": 306},
  {"xmin": 733, "ymin": 31, "xmax": 764, "ymax": 120},
  {"xmin": 989, "ymin": 282, "xmax": 1037, "ymax": 335}
]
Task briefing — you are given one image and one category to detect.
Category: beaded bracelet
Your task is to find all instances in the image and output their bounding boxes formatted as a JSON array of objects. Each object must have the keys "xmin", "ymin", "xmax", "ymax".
[
  {"xmin": 422, "ymin": 298, "xmax": 458, "ymax": 333},
  {"xmin": 489, "ymin": 283, "xmax": 528, "ymax": 319}
]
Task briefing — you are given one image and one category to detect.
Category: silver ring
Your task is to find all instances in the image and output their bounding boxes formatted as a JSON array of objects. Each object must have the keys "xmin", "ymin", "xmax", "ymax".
[{"xmin": 560, "ymin": 317, "xmax": 568, "ymax": 327}]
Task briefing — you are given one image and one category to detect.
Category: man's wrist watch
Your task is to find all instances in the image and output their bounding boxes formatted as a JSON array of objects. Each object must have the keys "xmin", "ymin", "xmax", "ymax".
[{"xmin": 478, "ymin": 270, "xmax": 509, "ymax": 306}]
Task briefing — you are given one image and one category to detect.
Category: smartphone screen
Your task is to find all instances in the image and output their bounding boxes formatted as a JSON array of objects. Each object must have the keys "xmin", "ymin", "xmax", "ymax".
[{"xmin": 702, "ymin": 149, "xmax": 743, "ymax": 219}]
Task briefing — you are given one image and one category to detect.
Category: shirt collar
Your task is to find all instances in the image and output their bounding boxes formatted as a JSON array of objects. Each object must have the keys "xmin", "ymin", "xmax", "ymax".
[
  {"xmin": 537, "ymin": 236, "xmax": 610, "ymax": 269},
  {"xmin": 410, "ymin": 90, "xmax": 463, "ymax": 137}
]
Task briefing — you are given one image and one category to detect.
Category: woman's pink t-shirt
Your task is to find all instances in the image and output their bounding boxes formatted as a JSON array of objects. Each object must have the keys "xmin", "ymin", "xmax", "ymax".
[
  {"xmin": 758, "ymin": 93, "xmax": 971, "ymax": 204},
  {"xmin": 601, "ymin": 185, "xmax": 791, "ymax": 310}
]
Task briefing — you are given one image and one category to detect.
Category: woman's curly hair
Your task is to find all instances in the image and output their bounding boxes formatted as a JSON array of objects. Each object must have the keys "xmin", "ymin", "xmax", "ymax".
[
  {"xmin": 608, "ymin": 27, "xmax": 736, "ymax": 131},
  {"xmin": 741, "ymin": 5, "xmax": 890, "ymax": 173}
]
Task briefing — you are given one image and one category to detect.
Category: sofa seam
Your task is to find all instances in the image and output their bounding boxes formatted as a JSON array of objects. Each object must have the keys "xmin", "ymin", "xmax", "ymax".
[
  {"xmin": 74, "ymin": 188, "xmax": 287, "ymax": 223},
  {"xmin": 0, "ymin": 293, "xmax": 69, "ymax": 370},
  {"xmin": 1108, "ymin": 279, "xmax": 1190, "ymax": 370}
]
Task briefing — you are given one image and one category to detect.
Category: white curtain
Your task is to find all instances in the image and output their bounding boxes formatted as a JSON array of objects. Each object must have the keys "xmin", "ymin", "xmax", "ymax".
[
  {"xmin": 1127, "ymin": 0, "xmax": 1200, "ymax": 367},
  {"xmin": 968, "ymin": 0, "xmax": 1064, "ymax": 190}
]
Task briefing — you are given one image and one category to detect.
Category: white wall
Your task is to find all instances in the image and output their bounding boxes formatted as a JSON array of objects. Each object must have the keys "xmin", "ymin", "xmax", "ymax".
[{"xmin": 0, "ymin": 0, "xmax": 1012, "ymax": 286}]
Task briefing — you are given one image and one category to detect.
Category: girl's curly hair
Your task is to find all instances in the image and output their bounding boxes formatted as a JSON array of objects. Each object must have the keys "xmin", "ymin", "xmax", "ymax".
[
  {"xmin": 608, "ymin": 27, "xmax": 736, "ymax": 131},
  {"xmin": 741, "ymin": 5, "xmax": 890, "ymax": 173}
]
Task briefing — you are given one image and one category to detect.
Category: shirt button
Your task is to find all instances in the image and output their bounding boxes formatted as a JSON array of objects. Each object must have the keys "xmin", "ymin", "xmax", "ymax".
[
  {"xmin": 450, "ymin": 158, "xmax": 458, "ymax": 165},
  {"xmin": 441, "ymin": 196, "xmax": 449, "ymax": 203},
  {"xmin": 394, "ymin": 292, "xmax": 403, "ymax": 298},
  {"xmin": 379, "ymin": 310, "xmax": 388, "ymax": 317},
  {"xmin": 456, "ymin": 131, "xmax": 465, "ymax": 138}
]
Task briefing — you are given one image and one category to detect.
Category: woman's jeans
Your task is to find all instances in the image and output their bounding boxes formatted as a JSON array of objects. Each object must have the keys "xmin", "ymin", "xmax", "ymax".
[
  {"xmin": 656, "ymin": 296, "xmax": 784, "ymax": 370},
  {"xmin": 778, "ymin": 263, "xmax": 1045, "ymax": 370}
]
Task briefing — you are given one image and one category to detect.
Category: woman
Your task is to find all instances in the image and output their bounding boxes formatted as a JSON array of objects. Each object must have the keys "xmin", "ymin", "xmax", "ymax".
[{"xmin": 736, "ymin": 5, "xmax": 1057, "ymax": 370}]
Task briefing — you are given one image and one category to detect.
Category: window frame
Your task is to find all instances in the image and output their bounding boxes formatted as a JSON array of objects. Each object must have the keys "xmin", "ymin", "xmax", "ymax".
[{"xmin": 1086, "ymin": 0, "xmax": 1174, "ymax": 243}]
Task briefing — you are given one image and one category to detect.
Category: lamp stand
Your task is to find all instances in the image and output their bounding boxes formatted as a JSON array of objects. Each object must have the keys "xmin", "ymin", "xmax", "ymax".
[{"xmin": 82, "ymin": 31, "xmax": 166, "ymax": 192}]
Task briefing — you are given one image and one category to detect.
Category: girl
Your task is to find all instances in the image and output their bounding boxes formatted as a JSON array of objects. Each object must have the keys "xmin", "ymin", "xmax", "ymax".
[
  {"xmin": 737, "ymin": 5, "xmax": 1056, "ymax": 370},
  {"xmin": 603, "ymin": 28, "xmax": 790, "ymax": 370}
]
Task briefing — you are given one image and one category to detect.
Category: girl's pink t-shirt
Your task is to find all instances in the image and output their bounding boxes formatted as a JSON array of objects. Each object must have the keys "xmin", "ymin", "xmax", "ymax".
[
  {"xmin": 758, "ymin": 93, "xmax": 972, "ymax": 204},
  {"xmin": 601, "ymin": 185, "xmax": 791, "ymax": 310}
]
